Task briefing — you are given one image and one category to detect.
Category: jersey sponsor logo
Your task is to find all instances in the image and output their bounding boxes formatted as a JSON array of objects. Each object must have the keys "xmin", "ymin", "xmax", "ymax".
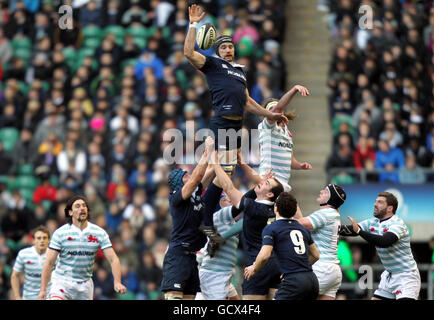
[
  {"xmin": 88, "ymin": 235, "xmax": 99, "ymax": 243},
  {"xmin": 226, "ymin": 70, "xmax": 246, "ymax": 81},
  {"xmin": 66, "ymin": 250, "xmax": 94, "ymax": 256},
  {"xmin": 278, "ymin": 142, "xmax": 292, "ymax": 149},
  {"xmin": 193, "ymin": 204, "xmax": 204, "ymax": 211}
]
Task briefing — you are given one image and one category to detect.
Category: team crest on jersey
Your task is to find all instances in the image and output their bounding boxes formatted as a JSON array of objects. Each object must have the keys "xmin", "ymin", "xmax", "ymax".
[
  {"xmin": 88, "ymin": 235, "xmax": 99, "ymax": 243},
  {"xmin": 267, "ymin": 217, "xmax": 276, "ymax": 225},
  {"xmin": 222, "ymin": 64, "xmax": 228, "ymax": 69}
]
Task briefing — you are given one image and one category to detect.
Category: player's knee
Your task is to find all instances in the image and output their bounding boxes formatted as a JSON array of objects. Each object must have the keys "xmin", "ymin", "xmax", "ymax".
[{"xmin": 165, "ymin": 292, "xmax": 183, "ymax": 300}]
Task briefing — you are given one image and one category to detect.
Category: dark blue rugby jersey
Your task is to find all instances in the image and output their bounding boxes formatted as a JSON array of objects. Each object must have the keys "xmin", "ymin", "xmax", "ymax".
[
  {"xmin": 168, "ymin": 183, "xmax": 207, "ymax": 252},
  {"xmin": 262, "ymin": 219, "xmax": 314, "ymax": 276},
  {"xmin": 199, "ymin": 55, "xmax": 247, "ymax": 117},
  {"xmin": 239, "ymin": 196, "xmax": 275, "ymax": 261}
]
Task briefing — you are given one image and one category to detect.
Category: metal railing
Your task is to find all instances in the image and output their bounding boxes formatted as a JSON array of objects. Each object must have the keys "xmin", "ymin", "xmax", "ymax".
[
  {"xmin": 327, "ymin": 168, "xmax": 434, "ymax": 184},
  {"xmin": 339, "ymin": 264, "xmax": 434, "ymax": 300}
]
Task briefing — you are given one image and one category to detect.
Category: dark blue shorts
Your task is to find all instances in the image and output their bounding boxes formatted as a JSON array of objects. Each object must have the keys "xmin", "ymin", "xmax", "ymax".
[
  {"xmin": 242, "ymin": 257, "xmax": 281, "ymax": 295},
  {"xmin": 209, "ymin": 116, "xmax": 242, "ymax": 151},
  {"xmin": 160, "ymin": 247, "xmax": 200, "ymax": 295},
  {"xmin": 274, "ymin": 271, "xmax": 319, "ymax": 300}
]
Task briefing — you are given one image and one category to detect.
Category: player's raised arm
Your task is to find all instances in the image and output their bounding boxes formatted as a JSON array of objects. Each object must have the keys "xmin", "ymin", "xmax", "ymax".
[
  {"xmin": 184, "ymin": 4, "xmax": 206, "ymax": 69},
  {"xmin": 181, "ymin": 137, "xmax": 214, "ymax": 199},
  {"xmin": 213, "ymin": 160, "xmax": 244, "ymax": 208},
  {"xmin": 38, "ymin": 248, "xmax": 58, "ymax": 300},
  {"xmin": 245, "ymin": 90, "xmax": 288, "ymax": 124}
]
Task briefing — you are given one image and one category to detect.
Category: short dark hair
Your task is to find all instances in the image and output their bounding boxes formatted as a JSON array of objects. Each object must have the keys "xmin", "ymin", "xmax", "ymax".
[
  {"xmin": 275, "ymin": 192, "xmax": 298, "ymax": 218},
  {"xmin": 32, "ymin": 225, "xmax": 50, "ymax": 239},
  {"xmin": 64, "ymin": 195, "xmax": 90, "ymax": 224},
  {"xmin": 378, "ymin": 192, "xmax": 398, "ymax": 214},
  {"xmin": 269, "ymin": 178, "xmax": 284, "ymax": 202}
]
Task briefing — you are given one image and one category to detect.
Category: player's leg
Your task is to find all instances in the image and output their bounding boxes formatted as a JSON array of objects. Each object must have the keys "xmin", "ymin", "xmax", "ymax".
[
  {"xmin": 161, "ymin": 248, "xmax": 190, "ymax": 300},
  {"xmin": 199, "ymin": 181, "xmax": 225, "ymax": 244},
  {"xmin": 314, "ymin": 261, "xmax": 342, "ymax": 300},
  {"xmin": 48, "ymin": 274, "xmax": 70, "ymax": 300},
  {"xmin": 372, "ymin": 270, "xmax": 395, "ymax": 300},
  {"xmin": 227, "ymin": 283, "xmax": 240, "ymax": 300},
  {"xmin": 392, "ymin": 269, "xmax": 421, "ymax": 300}
]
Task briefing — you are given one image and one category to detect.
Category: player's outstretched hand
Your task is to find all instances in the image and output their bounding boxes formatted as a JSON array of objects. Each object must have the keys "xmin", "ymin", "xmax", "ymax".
[
  {"xmin": 189, "ymin": 4, "xmax": 205, "ymax": 23},
  {"xmin": 293, "ymin": 85, "xmax": 310, "ymax": 96},
  {"xmin": 114, "ymin": 282, "xmax": 127, "ymax": 295},
  {"xmin": 244, "ymin": 265, "xmax": 256, "ymax": 280},
  {"xmin": 300, "ymin": 162, "xmax": 312, "ymax": 170},
  {"xmin": 205, "ymin": 136, "xmax": 215, "ymax": 151},
  {"xmin": 263, "ymin": 168, "xmax": 274, "ymax": 180},
  {"xmin": 347, "ymin": 216, "xmax": 360, "ymax": 234},
  {"xmin": 270, "ymin": 112, "xmax": 288, "ymax": 125}
]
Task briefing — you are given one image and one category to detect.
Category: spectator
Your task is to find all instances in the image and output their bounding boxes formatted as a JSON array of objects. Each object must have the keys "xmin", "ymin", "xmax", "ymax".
[
  {"xmin": 353, "ymin": 136, "xmax": 376, "ymax": 170},
  {"xmin": 0, "ymin": 142, "xmax": 12, "ymax": 175},
  {"xmin": 399, "ymin": 154, "xmax": 426, "ymax": 184},
  {"xmin": 56, "ymin": 138, "xmax": 87, "ymax": 179},
  {"xmin": 374, "ymin": 139, "xmax": 405, "ymax": 183},
  {"xmin": 79, "ymin": 0, "xmax": 103, "ymax": 27}
]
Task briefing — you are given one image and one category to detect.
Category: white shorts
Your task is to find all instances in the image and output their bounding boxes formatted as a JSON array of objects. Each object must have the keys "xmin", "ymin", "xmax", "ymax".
[
  {"xmin": 198, "ymin": 269, "xmax": 236, "ymax": 300},
  {"xmin": 374, "ymin": 269, "xmax": 420, "ymax": 300},
  {"xmin": 312, "ymin": 260, "xmax": 342, "ymax": 298},
  {"xmin": 49, "ymin": 273, "xmax": 94, "ymax": 300}
]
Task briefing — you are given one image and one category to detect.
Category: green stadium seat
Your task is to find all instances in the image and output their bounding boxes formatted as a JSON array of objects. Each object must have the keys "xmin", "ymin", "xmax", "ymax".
[
  {"xmin": 19, "ymin": 187, "xmax": 34, "ymax": 202},
  {"xmin": 18, "ymin": 163, "xmax": 34, "ymax": 176},
  {"xmin": 11, "ymin": 37, "xmax": 32, "ymax": 51},
  {"xmin": 133, "ymin": 37, "xmax": 147, "ymax": 49},
  {"xmin": 104, "ymin": 25, "xmax": 125, "ymax": 45},
  {"xmin": 332, "ymin": 115, "xmax": 355, "ymax": 137},
  {"xmin": 17, "ymin": 81, "xmax": 30, "ymax": 95},
  {"xmin": 0, "ymin": 127, "xmax": 20, "ymax": 152},
  {"xmin": 126, "ymin": 25, "xmax": 148, "ymax": 39},
  {"xmin": 14, "ymin": 175, "xmax": 40, "ymax": 190},
  {"xmin": 13, "ymin": 47, "xmax": 32, "ymax": 61},
  {"xmin": 83, "ymin": 37, "xmax": 101, "ymax": 50},
  {"xmin": 82, "ymin": 25, "xmax": 102, "ymax": 40},
  {"xmin": 121, "ymin": 58, "xmax": 138, "ymax": 72}
]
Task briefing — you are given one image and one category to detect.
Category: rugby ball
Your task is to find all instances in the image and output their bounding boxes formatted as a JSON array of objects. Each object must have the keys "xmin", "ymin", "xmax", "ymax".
[{"xmin": 196, "ymin": 23, "xmax": 217, "ymax": 50}]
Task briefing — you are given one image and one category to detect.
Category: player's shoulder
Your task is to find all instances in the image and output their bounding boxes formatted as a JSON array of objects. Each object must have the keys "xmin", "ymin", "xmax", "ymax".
[
  {"xmin": 87, "ymin": 222, "xmax": 108, "ymax": 234},
  {"xmin": 53, "ymin": 223, "xmax": 72, "ymax": 234},
  {"xmin": 17, "ymin": 246, "xmax": 34, "ymax": 256}
]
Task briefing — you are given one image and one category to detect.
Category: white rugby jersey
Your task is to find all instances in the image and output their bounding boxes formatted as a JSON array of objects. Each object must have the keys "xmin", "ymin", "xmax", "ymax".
[
  {"xmin": 307, "ymin": 208, "xmax": 340, "ymax": 264},
  {"xmin": 200, "ymin": 206, "xmax": 239, "ymax": 273},
  {"xmin": 49, "ymin": 222, "xmax": 112, "ymax": 281},
  {"xmin": 258, "ymin": 119, "xmax": 293, "ymax": 188},
  {"xmin": 13, "ymin": 246, "xmax": 50, "ymax": 299},
  {"xmin": 359, "ymin": 215, "xmax": 417, "ymax": 273}
]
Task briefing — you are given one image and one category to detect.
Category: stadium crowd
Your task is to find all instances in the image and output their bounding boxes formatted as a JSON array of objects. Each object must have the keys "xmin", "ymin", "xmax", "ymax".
[
  {"xmin": 324, "ymin": 0, "xmax": 433, "ymax": 185},
  {"xmin": 0, "ymin": 0, "xmax": 287, "ymax": 300}
]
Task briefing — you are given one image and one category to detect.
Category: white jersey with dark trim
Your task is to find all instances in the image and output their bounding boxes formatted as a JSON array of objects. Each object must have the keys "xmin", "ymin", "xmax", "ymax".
[{"xmin": 49, "ymin": 222, "xmax": 112, "ymax": 281}]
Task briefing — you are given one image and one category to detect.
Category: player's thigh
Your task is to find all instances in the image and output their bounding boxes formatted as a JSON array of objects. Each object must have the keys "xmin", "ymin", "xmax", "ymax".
[
  {"xmin": 199, "ymin": 269, "xmax": 232, "ymax": 300},
  {"xmin": 49, "ymin": 275, "xmax": 72, "ymax": 300},
  {"xmin": 313, "ymin": 262, "xmax": 342, "ymax": 298},
  {"xmin": 392, "ymin": 269, "xmax": 421, "ymax": 300},
  {"xmin": 373, "ymin": 270, "xmax": 395, "ymax": 300}
]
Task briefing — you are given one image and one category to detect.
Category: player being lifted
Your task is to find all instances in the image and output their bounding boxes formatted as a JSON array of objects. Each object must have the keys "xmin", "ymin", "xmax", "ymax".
[
  {"xmin": 339, "ymin": 192, "xmax": 421, "ymax": 300},
  {"xmin": 184, "ymin": 4, "xmax": 287, "ymax": 177},
  {"xmin": 294, "ymin": 184, "xmax": 347, "ymax": 300}
]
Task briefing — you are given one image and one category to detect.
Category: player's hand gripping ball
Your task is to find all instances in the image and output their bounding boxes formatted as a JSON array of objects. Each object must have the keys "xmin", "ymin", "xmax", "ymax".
[{"xmin": 196, "ymin": 23, "xmax": 217, "ymax": 50}]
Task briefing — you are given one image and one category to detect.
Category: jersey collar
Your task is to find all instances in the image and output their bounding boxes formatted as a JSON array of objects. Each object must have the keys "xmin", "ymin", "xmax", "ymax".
[
  {"xmin": 214, "ymin": 55, "xmax": 245, "ymax": 68},
  {"xmin": 255, "ymin": 199, "xmax": 274, "ymax": 206}
]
